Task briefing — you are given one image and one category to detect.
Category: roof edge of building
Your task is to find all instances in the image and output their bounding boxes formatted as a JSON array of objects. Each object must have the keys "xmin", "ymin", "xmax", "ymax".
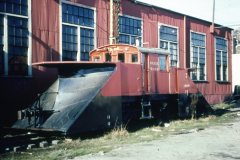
[{"xmin": 131, "ymin": 0, "xmax": 233, "ymax": 30}]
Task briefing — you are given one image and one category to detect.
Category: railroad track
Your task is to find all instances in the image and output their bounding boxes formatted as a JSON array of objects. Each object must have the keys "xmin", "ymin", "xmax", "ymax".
[{"xmin": 0, "ymin": 130, "xmax": 60, "ymax": 153}]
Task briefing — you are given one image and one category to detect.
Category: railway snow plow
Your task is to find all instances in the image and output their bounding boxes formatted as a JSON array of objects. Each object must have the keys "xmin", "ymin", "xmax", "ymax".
[
  {"xmin": 12, "ymin": 63, "xmax": 121, "ymax": 135},
  {"xmin": 12, "ymin": 44, "xmax": 213, "ymax": 135}
]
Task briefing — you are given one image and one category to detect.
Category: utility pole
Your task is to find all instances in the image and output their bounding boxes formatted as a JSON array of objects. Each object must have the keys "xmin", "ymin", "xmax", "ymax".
[
  {"xmin": 210, "ymin": 0, "xmax": 215, "ymax": 33},
  {"xmin": 109, "ymin": 0, "xmax": 120, "ymax": 44}
]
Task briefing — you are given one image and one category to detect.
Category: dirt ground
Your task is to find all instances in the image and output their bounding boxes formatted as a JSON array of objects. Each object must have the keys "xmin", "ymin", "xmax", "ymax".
[{"xmin": 75, "ymin": 111, "xmax": 240, "ymax": 160}]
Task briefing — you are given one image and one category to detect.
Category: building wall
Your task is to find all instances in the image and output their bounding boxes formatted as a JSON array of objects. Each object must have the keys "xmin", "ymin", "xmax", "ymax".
[
  {"xmin": 32, "ymin": 0, "xmax": 60, "ymax": 62},
  {"xmin": 187, "ymin": 18, "xmax": 232, "ymax": 104},
  {"xmin": 232, "ymin": 54, "xmax": 240, "ymax": 92}
]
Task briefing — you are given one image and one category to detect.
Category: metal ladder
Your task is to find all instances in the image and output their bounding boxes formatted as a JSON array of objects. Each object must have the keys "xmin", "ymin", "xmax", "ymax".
[{"xmin": 140, "ymin": 96, "xmax": 153, "ymax": 119}]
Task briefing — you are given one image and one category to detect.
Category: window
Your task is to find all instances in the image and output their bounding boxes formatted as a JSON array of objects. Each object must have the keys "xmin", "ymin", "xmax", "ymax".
[
  {"xmin": 118, "ymin": 16, "xmax": 142, "ymax": 46},
  {"xmin": 159, "ymin": 25, "xmax": 178, "ymax": 67},
  {"xmin": 61, "ymin": 2, "xmax": 95, "ymax": 61},
  {"xmin": 105, "ymin": 53, "xmax": 111, "ymax": 62},
  {"xmin": 215, "ymin": 37, "xmax": 228, "ymax": 81},
  {"xmin": 118, "ymin": 53, "xmax": 124, "ymax": 62},
  {"xmin": 131, "ymin": 54, "xmax": 138, "ymax": 63},
  {"xmin": 190, "ymin": 32, "xmax": 206, "ymax": 81},
  {"xmin": 0, "ymin": 0, "xmax": 30, "ymax": 76},
  {"xmin": 159, "ymin": 55, "xmax": 166, "ymax": 71}
]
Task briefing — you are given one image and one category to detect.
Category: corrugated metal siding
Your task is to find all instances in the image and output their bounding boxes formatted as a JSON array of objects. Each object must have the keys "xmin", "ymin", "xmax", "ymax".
[
  {"xmin": 189, "ymin": 18, "xmax": 232, "ymax": 104},
  {"xmin": 32, "ymin": 0, "xmax": 60, "ymax": 63}
]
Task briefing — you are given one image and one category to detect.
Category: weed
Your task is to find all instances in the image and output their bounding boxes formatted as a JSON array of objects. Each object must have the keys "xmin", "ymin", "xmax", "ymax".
[{"xmin": 104, "ymin": 125, "xmax": 129, "ymax": 140}]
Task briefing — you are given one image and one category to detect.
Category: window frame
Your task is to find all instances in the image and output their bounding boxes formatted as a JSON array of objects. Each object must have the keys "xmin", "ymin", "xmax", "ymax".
[
  {"xmin": 118, "ymin": 14, "xmax": 143, "ymax": 46},
  {"xmin": 0, "ymin": 0, "xmax": 32, "ymax": 77},
  {"xmin": 158, "ymin": 23, "xmax": 179, "ymax": 67},
  {"xmin": 190, "ymin": 31, "xmax": 207, "ymax": 81},
  {"xmin": 215, "ymin": 36, "xmax": 228, "ymax": 82},
  {"xmin": 60, "ymin": 0, "xmax": 96, "ymax": 61}
]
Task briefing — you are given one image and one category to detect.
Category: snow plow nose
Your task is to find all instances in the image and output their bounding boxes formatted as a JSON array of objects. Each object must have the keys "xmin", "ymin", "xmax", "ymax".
[{"xmin": 12, "ymin": 63, "xmax": 116, "ymax": 135}]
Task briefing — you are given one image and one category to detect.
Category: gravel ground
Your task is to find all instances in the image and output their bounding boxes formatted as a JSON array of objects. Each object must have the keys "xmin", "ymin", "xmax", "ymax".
[{"xmin": 75, "ymin": 112, "xmax": 240, "ymax": 160}]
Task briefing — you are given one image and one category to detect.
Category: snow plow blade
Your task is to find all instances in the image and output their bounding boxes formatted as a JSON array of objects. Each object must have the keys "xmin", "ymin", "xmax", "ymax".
[{"xmin": 12, "ymin": 63, "xmax": 118, "ymax": 135}]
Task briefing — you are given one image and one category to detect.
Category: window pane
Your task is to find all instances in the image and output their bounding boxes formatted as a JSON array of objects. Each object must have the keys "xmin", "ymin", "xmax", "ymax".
[
  {"xmin": 215, "ymin": 37, "xmax": 228, "ymax": 81},
  {"xmin": 160, "ymin": 25, "xmax": 177, "ymax": 42},
  {"xmin": 2, "ymin": 0, "xmax": 28, "ymax": 16},
  {"xmin": 191, "ymin": 63, "xmax": 198, "ymax": 80},
  {"xmin": 223, "ymin": 66, "xmax": 227, "ymax": 81},
  {"xmin": 159, "ymin": 55, "xmax": 166, "ymax": 71},
  {"xmin": 170, "ymin": 43, "xmax": 178, "ymax": 67},
  {"xmin": 105, "ymin": 53, "xmax": 111, "ymax": 62},
  {"xmin": 62, "ymin": 25, "xmax": 78, "ymax": 61},
  {"xmin": 118, "ymin": 53, "xmax": 125, "ymax": 62},
  {"xmin": 159, "ymin": 25, "xmax": 178, "ymax": 67},
  {"xmin": 8, "ymin": 55, "xmax": 28, "ymax": 76},
  {"xmin": 80, "ymin": 28, "xmax": 94, "ymax": 61},
  {"xmin": 216, "ymin": 37, "xmax": 227, "ymax": 51},
  {"xmin": 7, "ymin": 16, "xmax": 29, "ymax": 75},
  {"xmin": 119, "ymin": 34, "xmax": 130, "ymax": 44},
  {"xmin": 118, "ymin": 16, "xmax": 142, "ymax": 45},
  {"xmin": 199, "ymin": 64, "xmax": 205, "ymax": 80},
  {"xmin": 216, "ymin": 65, "xmax": 221, "ymax": 81},
  {"xmin": 132, "ymin": 54, "xmax": 138, "ymax": 63},
  {"xmin": 62, "ymin": 3, "xmax": 94, "ymax": 27},
  {"xmin": 190, "ymin": 32, "xmax": 206, "ymax": 80},
  {"xmin": 160, "ymin": 41, "xmax": 168, "ymax": 50},
  {"xmin": 191, "ymin": 32, "xmax": 205, "ymax": 47}
]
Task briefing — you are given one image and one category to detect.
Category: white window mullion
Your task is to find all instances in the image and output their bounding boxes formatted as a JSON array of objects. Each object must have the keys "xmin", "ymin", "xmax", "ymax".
[
  {"xmin": 93, "ymin": 7, "xmax": 97, "ymax": 49},
  {"xmin": 59, "ymin": 0, "xmax": 63, "ymax": 61},
  {"xmin": 221, "ymin": 51, "xmax": 224, "ymax": 81},
  {"xmin": 3, "ymin": 15, "xmax": 8, "ymax": 76},
  {"xmin": 197, "ymin": 47, "xmax": 200, "ymax": 80},
  {"xmin": 77, "ymin": 27, "xmax": 80, "ymax": 61},
  {"xmin": 28, "ymin": 0, "xmax": 32, "ymax": 76}
]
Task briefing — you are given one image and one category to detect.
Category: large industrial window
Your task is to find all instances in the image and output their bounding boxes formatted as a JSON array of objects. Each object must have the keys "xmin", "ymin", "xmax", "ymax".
[
  {"xmin": 159, "ymin": 25, "xmax": 178, "ymax": 67},
  {"xmin": 215, "ymin": 37, "xmax": 228, "ymax": 81},
  {"xmin": 190, "ymin": 32, "xmax": 206, "ymax": 81},
  {"xmin": 0, "ymin": 0, "xmax": 30, "ymax": 76},
  {"xmin": 118, "ymin": 16, "xmax": 142, "ymax": 46},
  {"xmin": 61, "ymin": 2, "xmax": 95, "ymax": 61}
]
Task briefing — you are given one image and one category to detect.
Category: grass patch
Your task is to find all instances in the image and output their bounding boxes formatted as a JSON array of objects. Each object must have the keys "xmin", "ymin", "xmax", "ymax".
[{"xmin": 1, "ymin": 103, "xmax": 239, "ymax": 160}]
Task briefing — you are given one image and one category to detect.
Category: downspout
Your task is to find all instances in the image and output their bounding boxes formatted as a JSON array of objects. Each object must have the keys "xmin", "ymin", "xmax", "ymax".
[
  {"xmin": 109, "ymin": 0, "xmax": 113, "ymax": 45},
  {"xmin": 184, "ymin": 16, "xmax": 187, "ymax": 69},
  {"xmin": 210, "ymin": 0, "xmax": 215, "ymax": 33}
]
